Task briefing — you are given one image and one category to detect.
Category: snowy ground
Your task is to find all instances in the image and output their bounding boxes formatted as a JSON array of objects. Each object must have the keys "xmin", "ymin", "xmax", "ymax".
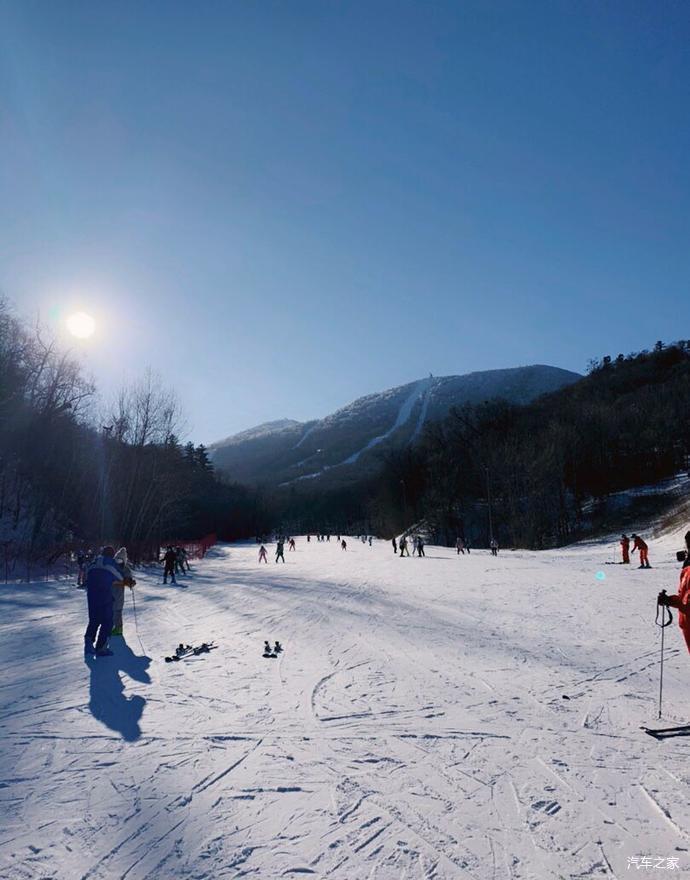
[{"xmin": 2, "ymin": 536, "xmax": 690, "ymax": 880}]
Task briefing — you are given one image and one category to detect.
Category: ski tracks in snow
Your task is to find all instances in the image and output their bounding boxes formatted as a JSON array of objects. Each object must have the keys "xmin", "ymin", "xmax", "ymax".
[{"xmin": 1, "ymin": 540, "xmax": 690, "ymax": 878}]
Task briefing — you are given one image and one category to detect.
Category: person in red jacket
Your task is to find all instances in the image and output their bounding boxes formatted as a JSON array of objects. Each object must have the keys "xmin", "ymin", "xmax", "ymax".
[
  {"xmin": 620, "ymin": 534, "xmax": 630, "ymax": 564},
  {"xmin": 631, "ymin": 533, "xmax": 651, "ymax": 569},
  {"xmin": 658, "ymin": 532, "xmax": 690, "ymax": 653}
]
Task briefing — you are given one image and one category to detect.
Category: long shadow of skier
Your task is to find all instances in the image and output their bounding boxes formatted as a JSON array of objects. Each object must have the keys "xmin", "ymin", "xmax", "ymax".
[{"xmin": 86, "ymin": 638, "xmax": 151, "ymax": 742}]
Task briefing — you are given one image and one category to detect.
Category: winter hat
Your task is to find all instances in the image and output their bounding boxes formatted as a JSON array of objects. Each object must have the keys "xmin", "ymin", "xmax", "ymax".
[{"xmin": 102, "ymin": 545, "xmax": 116, "ymax": 557}]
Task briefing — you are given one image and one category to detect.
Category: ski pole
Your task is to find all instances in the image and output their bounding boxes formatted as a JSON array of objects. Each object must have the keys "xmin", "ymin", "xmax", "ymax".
[
  {"xmin": 655, "ymin": 590, "xmax": 673, "ymax": 719},
  {"xmin": 130, "ymin": 587, "xmax": 147, "ymax": 656}
]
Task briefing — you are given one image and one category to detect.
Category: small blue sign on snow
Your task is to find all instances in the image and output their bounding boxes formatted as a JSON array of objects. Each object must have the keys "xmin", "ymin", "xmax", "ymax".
[{"xmin": 595, "ymin": 571, "xmax": 606, "ymax": 581}]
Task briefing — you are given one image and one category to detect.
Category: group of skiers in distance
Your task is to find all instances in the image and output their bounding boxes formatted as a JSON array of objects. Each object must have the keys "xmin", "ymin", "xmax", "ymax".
[
  {"xmin": 619, "ymin": 533, "xmax": 652, "ymax": 568},
  {"xmin": 253, "ymin": 533, "xmax": 509, "ymax": 562}
]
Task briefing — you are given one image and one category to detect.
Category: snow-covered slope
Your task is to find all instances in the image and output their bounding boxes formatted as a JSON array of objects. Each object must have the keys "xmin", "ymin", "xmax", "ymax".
[
  {"xmin": 2, "ymin": 535, "xmax": 689, "ymax": 879},
  {"xmin": 210, "ymin": 365, "xmax": 581, "ymax": 486}
]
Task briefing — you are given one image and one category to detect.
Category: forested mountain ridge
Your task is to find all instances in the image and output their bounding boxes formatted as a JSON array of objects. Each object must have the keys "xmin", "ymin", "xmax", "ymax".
[{"xmin": 209, "ymin": 365, "xmax": 581, "ymax": 486}]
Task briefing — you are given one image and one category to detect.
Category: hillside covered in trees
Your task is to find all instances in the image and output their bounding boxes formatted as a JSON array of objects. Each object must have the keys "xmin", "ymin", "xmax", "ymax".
[
  {"xmin": 0, "ymin": 299, "xmax": 267, "ymax": 576},
  {"xmin": 3, "ymin": 288, "xmax": 689, "ymax": 572},
  {"xmin": 272, "ymin": 343, "xmax": 690, "ymax": 548}
]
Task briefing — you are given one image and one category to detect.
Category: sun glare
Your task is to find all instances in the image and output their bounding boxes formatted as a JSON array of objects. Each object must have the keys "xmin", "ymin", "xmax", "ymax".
[{"xmin": 66, "ymin": 312, "xmax": 96, "ymax": 339}]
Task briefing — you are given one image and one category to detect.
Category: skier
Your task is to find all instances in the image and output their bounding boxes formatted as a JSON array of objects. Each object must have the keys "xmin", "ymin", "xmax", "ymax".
[
  {"xmin": 289, "ymin": 537, "xmax": 296, "ymax": 551},
  {"xmin": 77, "ymin": 550, "xmax": 88, "ymax": 586},
  {"xmin": 620, "ymin": 534, "xmax": 630, "ymax": 564},
  {"xmin": 163, "ymin": 546, "xmax": 177, "ymax": 584},
  {"xmin": 657, "ymin": 531, "xmax": 690, "ymax": 653},
  {"xmin": 399, "ymin": 537, "xmax": 409, "ymax": 557},
  {"xmin": 368, "ymin": 536, "xmax": 373, "ymax": 547},
  {"xmin": 275, "ymin": 539, "xmax": 286, "ymax": 563},
  {"xmin": 307, "ymin": 534, "xmax": 311, "ymax": 543},
  {"xmin": 174, "ymin": 546, "xmax": 185, "ymax": 575},
  {"xmin": 258, "ymin": 545, "xmax": 268, "ymax": 563},
  {"xmin": 84, "ymin": 546, "xmax": 130, "ymax": 656},
  {"xmin": 417, "ymin": 536, "xmax": 425, "ymax": 557},
  {"xmin": 631, "ymin": 533, "xmax": 651, "ymax": 569},
  {"xmin": 178, "ymin": 546, "xmax": 191, "ymax": 572},
  {"xmin": 392, "ymin": 537, "xmax": 397, "ymax": 554},
  {"xmin": 111, "ymin": 547, "xmax": 136, "ymax": 636},
  {"xmin": 456, "ymin": 537, "xmax": 464, "ymax": 555},
  {"xmin": 341, "ymin": 539, "xmax": 347, "ymax": 551},
  {"xmin": 490, "ymin": 538, "xmax": 499, "ymax": 557}
]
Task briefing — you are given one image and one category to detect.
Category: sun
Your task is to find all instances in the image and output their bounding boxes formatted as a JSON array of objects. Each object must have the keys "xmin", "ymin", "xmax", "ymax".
[{"xmin": 66, "ymin": 311, "xmax": 96, "ymax": 339}]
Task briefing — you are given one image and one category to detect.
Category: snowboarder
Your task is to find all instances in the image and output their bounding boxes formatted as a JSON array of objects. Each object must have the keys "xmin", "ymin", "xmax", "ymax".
[
  {"xmin": 399, "ymin": 537, "xmax": 409, "ymax": 557},
  {"xmin": 456, "ymin": 537, "xmax": 464, "ymax": 555},
  {"xmin": 657, "ymin": 531, "xmax": 690, "ymax": 653},
  {"xmin": 490, "ymin": 538, "xmax": 499, "ymax": 557},
  {"xmin": 163, "ymin": 546, "xmax": 177, "ymax": 584},
  {"xmin": 392, "ymin": 537, "xmax": 397, "ymax": 554},
  {"xmin": 84, "ymin": 546, "xmax": 130, "ymax": 656},
  {"xmin": 258, "ymin": 545, "xmax": 268, "ymax": 563},
  {"xmin": 620, "ymin": 534, "xmax": 630, "ymax": 564},
  {"xmin": 111, "ymin": 547, "xmax": 136, "ymax": 636},
  {"xmin": 275, "ymin": 540, "xmax": 286, "ymax": 563},
  {"xmin": 631, "ymin": 533, "xmax": 651, "ymax": 568}
]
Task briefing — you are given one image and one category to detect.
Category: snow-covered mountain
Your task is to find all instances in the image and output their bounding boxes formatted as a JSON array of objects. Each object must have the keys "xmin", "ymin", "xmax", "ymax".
[{"xmin": 209, "ymin": 365, "xmax": 581, "ymax": 486}]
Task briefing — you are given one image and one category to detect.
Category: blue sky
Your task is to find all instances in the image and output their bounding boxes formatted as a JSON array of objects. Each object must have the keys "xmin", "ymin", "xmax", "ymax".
[{"xmin": 1, "ymin": 1, "xmax": 689, "ymax": 442}]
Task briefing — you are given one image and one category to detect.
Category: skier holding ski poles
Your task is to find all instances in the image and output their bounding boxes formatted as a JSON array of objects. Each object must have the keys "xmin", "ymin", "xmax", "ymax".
[
  {"xmin": 275, "ymin": 539, "xmax": 286, "ymax": 563},
  {"xmin": 657, "ymin": 532, "xmax": 690, "ymax": 654},
  {"xmin": 258, "ymin": 545, "xmax": 268, "ymax": 563},
  {"xmin": 111, "ymin": 547, "xmax": 136, "ymax": 637},
  {"xmin": 84, "ymin": 546, "xmax": 132, "ymax": 657}
]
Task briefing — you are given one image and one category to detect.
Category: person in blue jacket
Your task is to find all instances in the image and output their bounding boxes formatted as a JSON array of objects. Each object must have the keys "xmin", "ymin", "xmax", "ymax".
[{"xmin": 84, "ymin": 546, "xmax": 128, "ymax": 657}]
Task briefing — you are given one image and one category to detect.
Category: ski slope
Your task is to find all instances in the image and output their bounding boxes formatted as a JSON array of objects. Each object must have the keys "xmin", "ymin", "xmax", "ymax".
[{"xmin": 1, "ymin": 536, "xmax": 690, "ymax": 879}]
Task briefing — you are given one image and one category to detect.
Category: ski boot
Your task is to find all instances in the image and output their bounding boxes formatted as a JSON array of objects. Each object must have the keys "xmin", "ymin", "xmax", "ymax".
[
  {"xmin": 95, "ymin": 648, "xmax": 114, "ymax": 657},
  {"xmin": 84, "ymin": 638, "xmax": 96, "ymax": 656}
]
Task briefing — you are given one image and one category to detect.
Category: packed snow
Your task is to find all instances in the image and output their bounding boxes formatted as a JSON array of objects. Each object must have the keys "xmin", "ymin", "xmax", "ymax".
[{"xmin": 2, "ymin": 534, "xmax": 690, "ymax": 879}]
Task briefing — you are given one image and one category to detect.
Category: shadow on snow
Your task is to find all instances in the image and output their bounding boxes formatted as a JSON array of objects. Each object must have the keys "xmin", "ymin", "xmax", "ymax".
[{"xmin": 86, "ymin": 637, "xmax": 151, "ymax": 742}]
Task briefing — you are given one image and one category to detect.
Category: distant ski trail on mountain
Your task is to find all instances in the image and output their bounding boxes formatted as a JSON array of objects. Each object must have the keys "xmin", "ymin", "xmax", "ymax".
[
  {"xmin": 341, "ymin": 377, "xmax": 431, "ymax": 466},
  {"xmin": 410, "ymin": 378, "xmax": 436, "ymax": 444},
  {"xmin": 294, "ymin": 423, "xmax": 318, "ymax": 450}
]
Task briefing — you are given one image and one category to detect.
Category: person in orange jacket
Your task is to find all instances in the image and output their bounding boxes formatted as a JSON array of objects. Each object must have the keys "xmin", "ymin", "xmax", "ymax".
[
  {"xmin": 631, "ymin": 533, "xmax": 651, "ymax": 569},
  {"xmin": 620, "ymin": 534, "xmax": 630, "ymax": 564},
  {"xmin": 658, "ymin": 532, "xmax": 690, "ymax": 653}
]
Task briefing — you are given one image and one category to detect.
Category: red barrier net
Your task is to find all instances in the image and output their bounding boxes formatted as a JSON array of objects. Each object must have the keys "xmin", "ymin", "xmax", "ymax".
[{"xmin": 168, "ymin": 533, "xmax": 217, "ymax": 560}]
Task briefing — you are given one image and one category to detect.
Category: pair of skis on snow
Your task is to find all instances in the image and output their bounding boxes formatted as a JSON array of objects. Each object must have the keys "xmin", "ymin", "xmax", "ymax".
[
  {"xmin": 641, "ymin": 724, "xmax": 690, "ymax": 740},
  {"xmin": 263, "ymin": 640, "xmax": 283, "ymax": 659},
  {"xmin": 164, "ymin": 642, "xmax": 217, "ymax": 662}
]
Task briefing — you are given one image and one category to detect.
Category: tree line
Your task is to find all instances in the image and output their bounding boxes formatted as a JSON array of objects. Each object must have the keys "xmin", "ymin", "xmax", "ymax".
[
  {"xmin": 272, "ymin": 342, "xmax": 690, "ymax": 548},
  {"xmin": 0, "ymin": 298, "xmax": 267, "ymax": 576},
  {"xmin": 4, "ymin": 291, "xmax": 688, "ymax": 568}
]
